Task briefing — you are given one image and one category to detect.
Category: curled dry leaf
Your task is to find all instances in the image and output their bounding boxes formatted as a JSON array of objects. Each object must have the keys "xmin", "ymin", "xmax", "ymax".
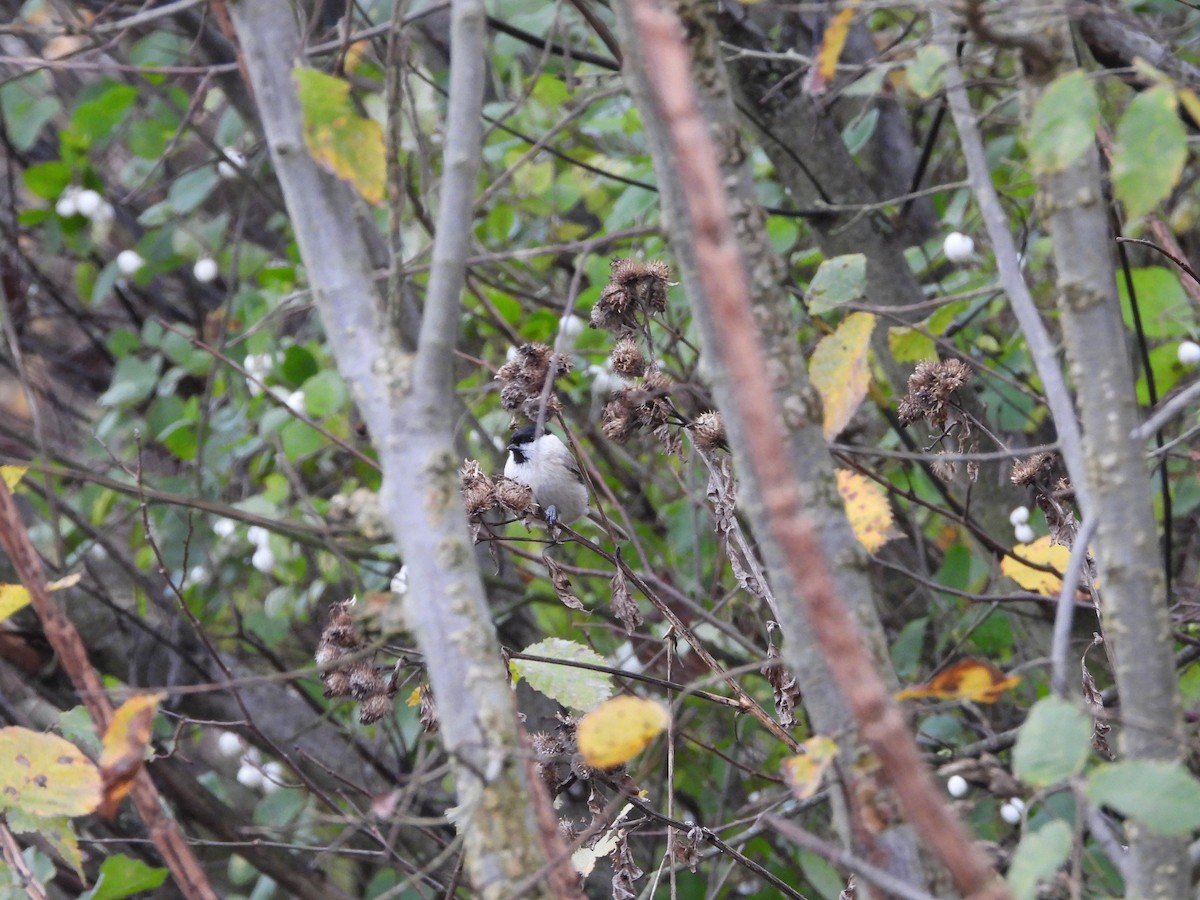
[
  {"xmin": 610, "ymin": 567, "xmax": 642, "ymax": 632},
  {"xmin": 98, "ymin": 692, "xmax": 165, "ymax": 819},
  {"xmin": 543, "ymin": 553, "xmax": 585, "ymax": 611}
]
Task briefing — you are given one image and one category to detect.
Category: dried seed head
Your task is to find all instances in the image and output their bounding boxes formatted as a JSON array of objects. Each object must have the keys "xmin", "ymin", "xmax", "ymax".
[
  {"xmin": 417, "ymin": 683, "xmax": 439, "ymax": 734},
  {"xmin": 460, "ymin": 459, "xmax": 497, "ymax": 517},
  {"xmin": 322, "ymin": 670, "xmax": 352, "ymax": 698},
  {"xmin": 611, "ymin": 257, "xmax": 671, "ymax": 314},
  {"xmin": 495, "ymin": 476, "xmax": 534, "ymax": 514},
  {"xmin": 897, "ymin": 358, "xmax": 974, "ymax": 428},
  {"xmin": 348, "ymin": 661, "xmax": 385, "ymax": 700},
  {"xmin": 610, "ymin": 338, "xmax": 646, "ymax": 377},
  {"xmin": 497, "ymin": 343, "xmax": 568, "ymax": 417},
  {"xmin": 602, "ymin": 395, "xmax": 637, "ymax": 442},
  {"xmin": 359, "ymin": 693, "xmax": 393, "ymax": 725},
  {"xmin": 1011, "ymin": 452, "xmax": 1053, "ymax": 486},
  {"xmin": 691, "ymin": 410, "xmax": 727, "ymax": 450},
  {"xmin": 520, "ymin": 392, "xmax": 561, "ymax": 421},
  {"xmin": 591, "ymin": 257, "xmax": 673, "ymax": 331},
  {"xmin": 499, "ymin": 381, "xmax": 528, "ymax": 411}
]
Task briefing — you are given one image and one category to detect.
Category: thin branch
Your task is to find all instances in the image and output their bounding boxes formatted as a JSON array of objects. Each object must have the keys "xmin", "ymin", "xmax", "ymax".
[
  {"xmin": 1050, "ymin": 518, "xmax": 1099, "ymax": 698},
  {"xmin": 413, "ymin": 0, "xmax": 488, "ymax": 397},
  {"xmin": 932, "ymin": 12, "xmax": 1091, "ymax": 521},
  {"xmin": 623, "ymin": 2, "xmax": 1004, "ymax": 896}
]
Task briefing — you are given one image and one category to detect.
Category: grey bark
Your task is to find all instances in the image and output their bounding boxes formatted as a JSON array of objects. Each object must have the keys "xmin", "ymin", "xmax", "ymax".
[
  {"xmin": 227, "ymin": 2, "xmax": 569, "ymax": 896},
  {"xmin": 951, "ymin": 1, "xmax": 1187, "ymax": 894}
]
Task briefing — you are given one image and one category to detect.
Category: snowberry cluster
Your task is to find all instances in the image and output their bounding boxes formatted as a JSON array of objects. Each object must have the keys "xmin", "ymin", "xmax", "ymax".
[{"xmin": 1009, "ymin": 505, "xmax": 1034, "ymax": 545}]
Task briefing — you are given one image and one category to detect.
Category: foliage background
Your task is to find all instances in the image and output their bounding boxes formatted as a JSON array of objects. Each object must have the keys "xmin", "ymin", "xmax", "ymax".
[{"xmin": 1, "ymin": 0, "xmax": 1199, "ymax": 897}]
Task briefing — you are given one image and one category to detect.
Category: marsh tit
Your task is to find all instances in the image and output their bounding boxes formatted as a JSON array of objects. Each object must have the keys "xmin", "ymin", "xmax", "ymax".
[{"xmin": 504, "ymin": 426, "xmax": 590, "ymax": 527}]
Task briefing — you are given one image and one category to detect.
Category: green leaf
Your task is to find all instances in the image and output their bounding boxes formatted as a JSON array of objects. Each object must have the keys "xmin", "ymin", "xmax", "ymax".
[
  {"xmin": 0, "ymin": 83, "xmax": 61, "ymax": 152},
  {"xmin": 511, "ymin": 638, "xmax": 615, "ymax": 712},
  {"xmin": 98, "ymin": 356, "xmax": 162, "ymax": 408},
  {"xmin": 1012, "ymin": 697, "xmax": 1091, "ymax": 787},
  {"xmin": 280, "ymin": 345, "xmax": 319, "ymax": 385},
  {"xmin": 294, "ymin": 68, "xmax": 385, "ymax": 204},
  {"xmin": 81, "ymin": 854, "xmax": 169, "ymax": 900},
  {"xmin": 1113, "ymin": 86, "xmax": 1186, "ymax": 220},
  {"xmin": 1085, "ymin": 760, "xmax": 1200, "ymax": 835},
  {"xmin": 1117, "ymin": 266, "xmax": 1195, "ymax": 339},
  {"xmin": 70, "ymin": 81, "xmax": 138, "ymax": 144},
  {"xmin": 842, "ymin": 108, "xmax": 880, "ymax": 156},
  {"xmin": 887, "ymin": 326, "xmax": 936, "ymax": 363},
  {"xmin": 301, "ymin": 370, "xmax": 347, "ymax": 418},
  {"xmin": 166, "ymin": 167, "xmax": 218, "ymax": 215},
  {"xmin": 1006, "ymin": 819, "xmax": 1072, "ymax": 900},
  {"xmin": 5, "ymin": 810, "xmax": 83, "ymax": 879},
  {"xmin": 1026, "ymin": 71, "xmax": 1099, "ymax": 173},
  {"xmin": 279, "ymin": 419, "xmax": 326, "ymax": 461},
  {"xmin": 798, "ymin": 847, "xmax": 846, "ymax": 900},
  {"xmin": 23, "ymin": 161, "xmax": 72, "ymax": 201},
  {"xmin": 807, "ymin": 253, "xmax": 867, "ymax": 315},
  {"xmin": 906, "ymin": 46, "xmax": 948, "ymax": 100}
]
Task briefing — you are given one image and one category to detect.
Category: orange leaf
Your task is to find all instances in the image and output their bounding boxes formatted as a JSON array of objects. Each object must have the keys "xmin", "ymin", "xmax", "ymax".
[
  {"xmin": 97, "ymin": 693, "xmax": 164, "ymax": 819},
  {"xmin": 781, "ymin": 736, "xmax": 838, "ymax": 801},
  {"xmin": 835, "ymin": 470, "xmax": 897, "ymax": 553},
  {"xmin": 577, "ymin": 696, "xmax": 669, "ymax": 769},
  {"xmin": 803, "ymin": 1, "xmax": 862, "ymax": 96},
  {"xmin": 896, "ymin": 659, "xmax": 1020, "ymax": 704},
  {"xmin": 809, "ymin": 311, "xmax": 875, "ymax": 440}
]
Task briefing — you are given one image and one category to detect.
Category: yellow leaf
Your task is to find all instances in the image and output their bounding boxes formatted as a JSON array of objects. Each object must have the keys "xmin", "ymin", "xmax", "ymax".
[
  {"xmin": 1, "ymin": 465, "xmax": 27, "ymax": 490},
  {"xmin": 0, "ymin": 584, "xmax": 30, "ymax": 622},
  {"xmin": 835, "ymin": 470, "xmax": 897, "ymax": 553},
  {"xmin": 1000, "ymin": 536, "xmax": 1070, "ymax": 595},
  {"xmin": 804, "ymin": 2, "xmax": 862, "ymax": 96},
  {"xmin": 781, "ymin": 735, "xmax": 838, "ymax": 801},
  {"xmin": 98, "ymin": 693, "xmax": 164, "ymax": 819},
  {"xmin": 406, "ymin": 687, "xmax": 422, "ymax": 707},
  {"xmin": 0, "ymin": 573, "xmax": 83, "ymax": 623},
  {"xmin": 810, "ymin": 312, "xmax": 876, "ymax": 439},
  {"xmin": 0, "ymin": 727, "xmax": 102, "ymax": 818},
  {"xmin": 295, "ymin": 68, "xmax": 386, "ymax": 205},
  {"xmin": 577, "ymin": 696, "xmax": 669, "ymax": 769},
  {"xmin": 897, "ymin": 659, "xmax": 1021, "ymax": 704}
]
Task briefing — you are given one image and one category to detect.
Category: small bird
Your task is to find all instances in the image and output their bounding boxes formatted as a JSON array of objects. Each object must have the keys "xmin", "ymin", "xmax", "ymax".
[{"xmin": 504, "ymin": 425, "xmax": 590, "ymax": 527}]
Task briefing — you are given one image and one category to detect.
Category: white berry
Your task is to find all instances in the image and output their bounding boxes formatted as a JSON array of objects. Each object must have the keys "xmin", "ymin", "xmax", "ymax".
[
  {"xmin": 217, "ymin": 731, "xmax": 243, "ymax": 758},
  {"xmin": 1000, "ymin": 801, "xmax": 1022, "ymax": 825},
  {"xmin": 1014, "ymin": 522, "xmax": 1035, "ymax": 544},
  {"xmin": 391, "ymin": 565, "xmax": 409, "ymax": 595},
  {"xmin": 55, "ymin": 189, "xmax": 79, "ymax": 217},
  {"xmin": 193, "ymin": 257, "xmax": 219, "ymax": 283},
  {"xmin": 251, "ymin": 544, "xmax": 275, "ymax": 573},
  {"xmin": 947, "ymin": 775, "xmax": 969, "ymax": 798},
  {"xmin": 217, "ymin": 147, "xmax": 246, "ymax": 179},
  {"xmin": 1007, "ymin": 797, "xmax": 1026, "ymax": 814},
  {"xmin": 1009, "ymin": 506, "xmax": 1030, "ymax": 526},
  {"xmin": 558, "ymin": 314, "xmax": 585, "ymax": 340},
  {"xmin": 75, "ymin": 189, "xmax": 103, "ymax": 218},
  {"xmin": 943, "ymin": 231, "xmax": 975, "ymax": 262},
  {"xmin": 1178, "ymin": 341, "xmax": 1200, "ymax": 366},
  {"xmin": 236, "ymin": 763, "xmax": 264, "ymax": 790},
  {"xmin": 116, "ymin": 249, "xmax": 145, "ymax": 275}
]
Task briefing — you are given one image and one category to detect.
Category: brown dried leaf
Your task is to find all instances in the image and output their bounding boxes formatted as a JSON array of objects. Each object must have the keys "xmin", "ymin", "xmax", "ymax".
[
  {"xmin": 543, "ymin": 553, "xmax": 585, "ymax": 611},
  {"xmin": 611, "ymin": 568, "xmax": 642, "ymax": 632}
]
